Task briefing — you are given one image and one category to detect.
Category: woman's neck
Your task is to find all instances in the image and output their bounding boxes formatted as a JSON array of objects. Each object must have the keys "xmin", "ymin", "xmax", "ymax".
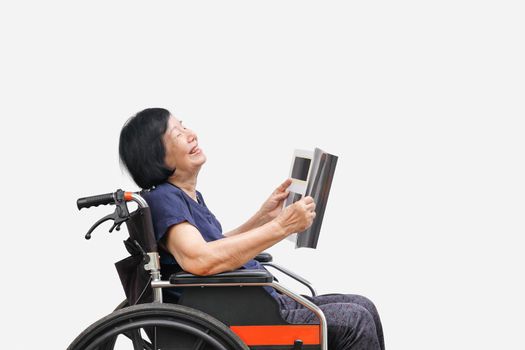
[{"xmin": 168, "ymin": 173, "xmax": 198, "ymax": 201}]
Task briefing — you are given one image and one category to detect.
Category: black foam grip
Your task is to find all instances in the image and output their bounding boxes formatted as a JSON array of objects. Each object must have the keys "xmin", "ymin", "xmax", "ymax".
[{"xmin": 77, "ymin": 193, "xmax": 115, "ymax": 210}]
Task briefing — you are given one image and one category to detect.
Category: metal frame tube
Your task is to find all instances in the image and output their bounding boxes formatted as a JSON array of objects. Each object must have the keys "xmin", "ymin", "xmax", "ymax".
[
  {"xmin": 150, "ymin": 270, "xmax": 163, "ymax": 303},
  {"xmin": 262, "ymin": 262, "xmax": 318, "ymax": 296},
  {"xmin": 129, "ymin": 193, "xmax": 149, "ymax": 208}
]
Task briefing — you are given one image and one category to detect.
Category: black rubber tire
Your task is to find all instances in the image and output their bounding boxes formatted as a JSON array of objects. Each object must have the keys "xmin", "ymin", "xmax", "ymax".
[
  {"xmin": 85, "ymin": 300, "xmax": 130, "ymax": 350},
  {"xmin": 68, "ymin": 303, "xmax": 249, "ymax": 350}
]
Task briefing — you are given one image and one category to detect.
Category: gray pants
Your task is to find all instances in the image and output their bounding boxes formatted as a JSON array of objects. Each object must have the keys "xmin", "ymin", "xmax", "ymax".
[{"xmin": 276, "ymin": 293, "xmax": 384, "ymax": 350}]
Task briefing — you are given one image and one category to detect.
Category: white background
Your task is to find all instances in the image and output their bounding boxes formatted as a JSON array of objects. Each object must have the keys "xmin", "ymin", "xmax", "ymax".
[{"xmin": 1, "ymin": 1, "xmax": 524, "ymax": 349}]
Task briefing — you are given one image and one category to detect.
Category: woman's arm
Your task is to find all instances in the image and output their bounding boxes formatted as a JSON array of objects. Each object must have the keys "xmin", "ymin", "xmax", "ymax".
[
  {"xmin": 223, "ymin": 178, "xmax": 291, "ymax": 237},
  {"xmin": 222, "ymin": 210, "xmax": 269, "ymax": 237},
  {"xmin": 166, "ymin": 196, "xmax": 315, "ymax": 276}
]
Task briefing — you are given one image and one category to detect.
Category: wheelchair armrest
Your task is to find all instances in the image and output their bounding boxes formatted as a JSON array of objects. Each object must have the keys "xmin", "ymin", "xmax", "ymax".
[
  {"xmin": 254, "ymin": 252, "xmax": 273, "ymax": 263},
  {"xmin": 170, "ymin": 269, "xmax": 274, "ymax": 285}
]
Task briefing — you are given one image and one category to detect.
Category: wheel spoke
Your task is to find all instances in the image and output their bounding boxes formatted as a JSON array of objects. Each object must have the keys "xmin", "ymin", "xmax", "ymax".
[
  {"xmin": 152, "ymin": 327, "xmax": 157, "ymax": 350},
  {"xmin": 192, "ymin": 328, "xmax": 210, "ymax": 350},
  {"xmin": 130, "ymin": 329, "xmax": 144, "ymax": 350}
]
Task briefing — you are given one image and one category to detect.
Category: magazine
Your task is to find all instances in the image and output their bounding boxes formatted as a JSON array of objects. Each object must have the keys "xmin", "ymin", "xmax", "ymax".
[{"xmin": 285, "ymin": 148, "xmax": 338, "ymax": 248}]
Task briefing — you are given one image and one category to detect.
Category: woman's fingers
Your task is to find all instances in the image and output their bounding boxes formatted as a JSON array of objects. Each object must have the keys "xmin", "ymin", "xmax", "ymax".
[
  {"xmin": 296, "ymin": 197, "xmax": 315, "ymax": 213},
  {"xmin": 276, "ymin": 191, "xmax": 289, "ymax": 199},
  {"xmin": 276, "ymin": 178, "xmax": 292, "ymax": 192},
  {"xmin": 276, "ymin": 194, "xmax": 316, "ymax": 234},
  {"xmin": 302, "ymin": 196, "xmax": 314, "ymax": 205}
]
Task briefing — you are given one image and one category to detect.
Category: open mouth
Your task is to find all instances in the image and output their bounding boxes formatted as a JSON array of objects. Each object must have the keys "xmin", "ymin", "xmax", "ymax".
[{"xmin": 189, "ymin": 146, "xmax": 201, "ymax": 155}]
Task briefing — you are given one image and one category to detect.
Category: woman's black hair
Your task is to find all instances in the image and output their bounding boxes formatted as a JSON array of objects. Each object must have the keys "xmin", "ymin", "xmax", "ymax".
[{"xmin": 119, "ymin": 108, "xmax": 174, "ymax": 189}]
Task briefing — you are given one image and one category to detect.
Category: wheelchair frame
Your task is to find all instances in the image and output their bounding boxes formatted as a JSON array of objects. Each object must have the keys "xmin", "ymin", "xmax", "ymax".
[{"xmin": 71, "ymin": 190, "xmax": 328, "ymax": 350}]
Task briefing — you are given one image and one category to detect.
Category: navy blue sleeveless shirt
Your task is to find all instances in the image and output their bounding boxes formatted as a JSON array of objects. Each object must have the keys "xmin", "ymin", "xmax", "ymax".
[{"xmin": 142, "ymin": 182, "xmax": 277, "ymax": 300}]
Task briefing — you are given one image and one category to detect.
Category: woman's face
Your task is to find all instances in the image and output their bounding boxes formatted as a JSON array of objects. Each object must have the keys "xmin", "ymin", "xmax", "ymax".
[{"xmin": 163, "ymin": 115, "xmax": 206, "ymax": 173}]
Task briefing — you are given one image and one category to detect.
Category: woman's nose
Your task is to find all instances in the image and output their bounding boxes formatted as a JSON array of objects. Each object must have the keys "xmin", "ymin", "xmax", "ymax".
[{"xmin": 186, "ymin": 128, "xmax": 198, "ymax": 142}]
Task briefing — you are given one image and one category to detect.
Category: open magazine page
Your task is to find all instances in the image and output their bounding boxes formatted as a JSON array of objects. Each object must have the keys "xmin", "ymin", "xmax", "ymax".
[
  {"xmin": 304, "ymin": 148, "xmax": 323, "ymax": 196},
  {"xmin": 284, "ymin": 149, "xmax": 313, "ymax": 244},
  {"xmin": 284, "ymin": 148, "xmax": 338, "ymax": 248}
]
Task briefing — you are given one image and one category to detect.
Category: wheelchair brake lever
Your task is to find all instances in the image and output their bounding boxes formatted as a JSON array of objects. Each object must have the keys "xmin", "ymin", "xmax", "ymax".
[
  {"xmin": 109, "ymin": 203, "xmax": 130, "ymax": 233},
  {"xmin": 85, "ymin": 213, "xmax": 115, "ymax": 240},
  {"xmin": 84, "ymin": 190, "xmax": 131, "ymax": 240},
  {"xmin": 109, "ymin": 221, "xmax": 124, "ymax": 233}
]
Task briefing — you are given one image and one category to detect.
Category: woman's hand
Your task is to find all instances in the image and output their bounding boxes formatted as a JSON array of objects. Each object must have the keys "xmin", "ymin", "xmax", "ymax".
[
  {"xmin": 258, "ymin": 178, "xmax": 292, "ymax": 224},
  {"xmin": 274, "ymin": 196, "xmax": 316, "ymax": 235}
]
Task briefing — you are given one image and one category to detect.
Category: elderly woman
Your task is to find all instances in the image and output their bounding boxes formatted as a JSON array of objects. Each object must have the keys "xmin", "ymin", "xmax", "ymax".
[{"xmin": 119, "ymin": 108, "xmax": 385, "ymax": 350}]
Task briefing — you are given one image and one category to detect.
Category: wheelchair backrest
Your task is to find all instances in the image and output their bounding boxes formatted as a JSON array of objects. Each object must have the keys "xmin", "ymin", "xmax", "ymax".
[
  {"xmin": 125, "ymin": 206, "xmax": 158, "ymax": 254},
  {"xmin": 114, "ymin": 205, "xmax": 160, "ymax": 305}
]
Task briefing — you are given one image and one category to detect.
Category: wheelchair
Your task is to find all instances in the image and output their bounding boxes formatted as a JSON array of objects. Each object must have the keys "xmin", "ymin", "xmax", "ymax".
[{"xmin": 68, "ymin": 189, "xmax": 328, "ymax": 350}]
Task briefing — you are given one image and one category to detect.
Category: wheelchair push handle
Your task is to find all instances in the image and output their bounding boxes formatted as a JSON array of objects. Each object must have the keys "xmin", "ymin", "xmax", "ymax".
[
  {"xmin": 77, "ymin": 191, "xmax": 134, "ymax": 210},
  {"xmin": 77, "ymin": 192, "xmax": 115, "ymax": 210}
]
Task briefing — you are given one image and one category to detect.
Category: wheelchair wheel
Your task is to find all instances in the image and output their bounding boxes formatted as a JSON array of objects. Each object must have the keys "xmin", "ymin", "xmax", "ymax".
[
  {"xmin": 68, "ymin": 303, "xmax": 249, "ymax": 350},
  {"xmin": 113, "ymin": 299, "xmax": 129, "ymax": 311}
]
